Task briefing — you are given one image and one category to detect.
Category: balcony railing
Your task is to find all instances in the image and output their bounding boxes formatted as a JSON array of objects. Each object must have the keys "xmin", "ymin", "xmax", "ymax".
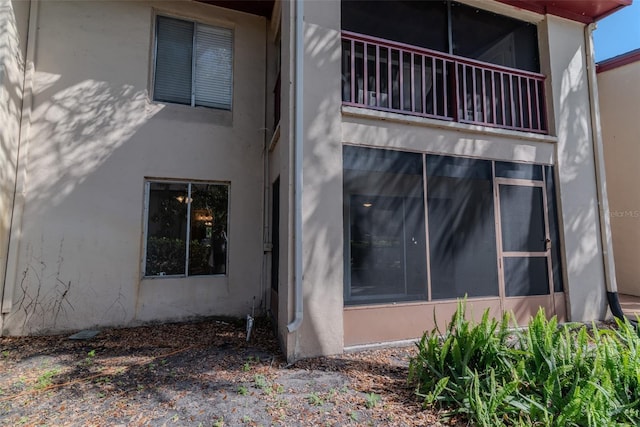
[{"xmin": 342, "ymin": 31, "xmax": 547, "ymax": 134}]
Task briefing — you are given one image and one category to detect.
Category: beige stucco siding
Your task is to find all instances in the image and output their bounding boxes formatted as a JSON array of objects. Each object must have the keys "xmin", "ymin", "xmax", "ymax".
[
  {"xmin": 544, "ymin": 16, "xmax": 608, "ymax": 321},
  {"xmin": 278, "ymin": 0, "xmax": 344, "ymax": 360},
  {"xmin": 599, "ymin": 59, "xmax": 640, "ymax": 297},
  {"xmin": 2, "ymin": 0, "xmax": 267, "ymax": 334},
  {"xmin": 282, "ymin": 1, "xmax": 609, "ymax": 355},
  {"xmin": 0, "ymin": 0, "xmax": 30, "ymax": 321}
]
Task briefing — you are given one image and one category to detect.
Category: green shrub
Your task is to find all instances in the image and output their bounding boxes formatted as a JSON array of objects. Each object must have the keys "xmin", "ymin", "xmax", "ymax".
[{"xmin": 409, "ymin": 301, "xmax": 640, "ymax": 426}]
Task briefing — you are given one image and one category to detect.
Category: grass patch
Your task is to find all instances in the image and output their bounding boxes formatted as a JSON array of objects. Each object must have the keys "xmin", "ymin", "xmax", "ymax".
[
  {"xmin": 409, "ymin": 301, "xmax": 640, "ymax": 427},
  {"xmin": 35, "ymin": 368, "xmax": 60, "ymax": 390},
  {"xmin": 364, "ymin": 392, "xmax": 381, "ymax": 409},
  {"xmin": 307, "ymin": 391, "xmax": 324, "ymax": 406}
]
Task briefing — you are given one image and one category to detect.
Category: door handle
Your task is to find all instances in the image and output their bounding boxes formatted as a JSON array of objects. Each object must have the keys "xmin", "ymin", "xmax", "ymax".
[{"xmin": 545, "ymin": 238, "xmax": 551, "ymax": 251}]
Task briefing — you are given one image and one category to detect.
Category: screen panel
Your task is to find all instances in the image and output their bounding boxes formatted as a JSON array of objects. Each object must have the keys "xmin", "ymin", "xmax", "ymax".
[
  {"xmin": 427, "ymin": 155, "xmax": 499, "ymax": 299},
  {"xmin": 344, "ymin": 146, "xmax": 427, "ymax": 304},
  {"xmin": 504, "ymin": 256, "xmax": 549, "ymax": 296},
  {"xmin": 545, "ymin": 166, "xmax": 564, "ymax": 292},
  {"xmin": 499, "ymin": 185, "xmax": 546, "ymax": 253}
]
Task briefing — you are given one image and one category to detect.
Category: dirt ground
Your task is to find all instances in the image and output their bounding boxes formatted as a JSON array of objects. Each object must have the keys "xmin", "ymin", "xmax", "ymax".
[{"xmin": 0, "ymin": 317, "xmax": 449, "ymax": 426}]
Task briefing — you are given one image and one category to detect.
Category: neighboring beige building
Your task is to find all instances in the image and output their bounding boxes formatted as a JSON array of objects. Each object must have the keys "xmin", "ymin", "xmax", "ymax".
[
  {"xmin": 598, "ymin": 49, "xmax": 640, "ymax": 298},
  {"xmin": 0, "ymin": 0, "xmax": 630, "ymax": 361}
]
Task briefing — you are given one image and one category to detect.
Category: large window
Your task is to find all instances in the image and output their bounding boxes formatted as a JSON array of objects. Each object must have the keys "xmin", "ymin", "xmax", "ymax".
[
  {"xmin": 144, "ymin": 181, "xmax": 229, "ymax": 277},
  {"xmin": 427, "ymin": 155, "xmax": 499, "ymax": 299},
  {"xmin": 154, "ymin": 16, "xmax": 233, "ymax": 110},
  {"xmin": 343, "ymin": 147, "xmax": 427, "ymax": 303},
  {"xmin": 343, "ymin": 146, "xmax": 563, "ymax": 306}
]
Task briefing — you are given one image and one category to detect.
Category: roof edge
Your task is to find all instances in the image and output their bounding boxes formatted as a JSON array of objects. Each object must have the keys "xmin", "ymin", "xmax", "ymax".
[
  {"xmin": 496, "ymin": 0, "xmax": 632, "ymax": 24},
  {"xmin": 597, "ymin": 48, "xmax": 640, "ymax": 73}
]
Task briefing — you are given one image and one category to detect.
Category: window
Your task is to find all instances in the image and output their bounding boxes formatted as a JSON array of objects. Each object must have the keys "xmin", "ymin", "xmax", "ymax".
[
  {"xmin": 343, "ymin": 146, "xmax": 564, "ymax": 306},
  {"xmin": 343, "ymin": 146, "xmax": 427, "ymax": 304},
  {"xmin": 153, "ymin": 16, "xmax": 233, "ymax": 110},
  {"xmin": 427, "ymin": 155, "xmax": 499, "ymax": 299},
  {"xmin": 144, "ymin": 181, "xmax": 229, "ymax": 277}
]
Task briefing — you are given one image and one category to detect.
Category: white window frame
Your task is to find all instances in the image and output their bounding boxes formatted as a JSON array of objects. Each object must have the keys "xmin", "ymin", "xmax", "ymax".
[
  {"xmin": 152, "ymin": 14, "xmax": 234, "ymax": 110},
  {"xmin": 142, "ymin": 179, "xmax": 230, "ymax": 279}
]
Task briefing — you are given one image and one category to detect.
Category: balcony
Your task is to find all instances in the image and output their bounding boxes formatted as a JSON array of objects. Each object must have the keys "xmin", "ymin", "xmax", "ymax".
[{"xmin": 342, "ymin": 31, "xmax": 547, "ymax": 134}]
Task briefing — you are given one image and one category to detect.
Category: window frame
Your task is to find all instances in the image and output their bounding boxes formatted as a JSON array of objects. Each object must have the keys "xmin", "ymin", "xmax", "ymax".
[
  {"xmin": 142, "ymin": 179, "xmax": 230, "ymax": 279},
  {"xmin": 342, "ymin": 145, "xmax": 564, "ymax": 306},
  {"xmin": 151, "ymin": 13, "xmax": 234, "ymax": 110}
]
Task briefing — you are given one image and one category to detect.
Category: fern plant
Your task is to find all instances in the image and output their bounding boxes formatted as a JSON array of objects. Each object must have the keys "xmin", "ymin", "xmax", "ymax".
[{"xmin": 409, "ymin": 302, "xmax": 640, "ymax": 426}]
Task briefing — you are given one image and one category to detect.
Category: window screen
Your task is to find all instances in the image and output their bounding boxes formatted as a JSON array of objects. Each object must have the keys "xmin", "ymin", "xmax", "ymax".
[
  {"xmin": 451, "ymin": 2, "xmax": 540, "ymax": 72},
  {"xmin": 499, "ymin": 185, "xmax": 546, "ymax": 253},
  {"xmin": 342, "ymin": 148, "xmax": 563, "ymax": 306},
  {"xmin": 342, "ymin": 0, "xmax": 448, "ymax": 53},
  {"xmin": 504, "ymin": 256, "xmax": 549, "ymax": 296},
  {"xmin": 495, "ymin": 162, "xmax": 542, "ymax": 180},
  {"xmin": 427, "ymin": 155, "xmax": 499, "ymax": 299},
  {"xmin": 341, "ymin": 1, "xmax": 539, "ymax": 73},
  {"xmin": 154, "ymin": 16, "xmax": 233, "ymax": 110},
  {"xmin": 545, "ymin": 166, "xmax": 564, "ymax": 292},
  {"xmin": 343, "ymin": 146, "xmax": 427, "ymax": 304}
]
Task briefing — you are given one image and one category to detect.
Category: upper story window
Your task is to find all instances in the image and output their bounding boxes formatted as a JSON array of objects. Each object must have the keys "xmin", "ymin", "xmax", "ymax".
[
  {"xmin": 342, "ymin": 0, "xmax": 539, "ymax": 73},
  {"xmin": 153, "ymin": 16, "xmax": 233, "ymax": 110}
]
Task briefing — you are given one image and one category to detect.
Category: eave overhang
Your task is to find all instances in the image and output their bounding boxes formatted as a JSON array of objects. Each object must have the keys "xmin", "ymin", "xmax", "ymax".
[
  {"xmin": 195, "ymin": 0, "xmax": 631, "ymax": 23},
  {"xmin": 496, "ymin": 0, "xmax": 632, "ymax": 23},
  {"xmin": 196, "ymin": 0, "xmax": 275, "ymax": 18}
]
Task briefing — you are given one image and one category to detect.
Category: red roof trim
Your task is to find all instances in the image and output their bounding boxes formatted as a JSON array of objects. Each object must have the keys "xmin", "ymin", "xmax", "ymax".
[
  {"xmin": 597, "ymin": 48, "xmax": 640, "ymax": 73},
  {"xmin": 495, "ymin": 0, "xmax": 632, "ymax": 23},
  {"xmin": 195, "ymin": 0, "xmax": 630, "ymax": 23}
]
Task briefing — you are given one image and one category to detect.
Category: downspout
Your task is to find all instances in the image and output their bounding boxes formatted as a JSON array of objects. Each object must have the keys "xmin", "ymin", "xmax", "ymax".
[
  {"xmin": 287, "ymin": 0, "xmax": 303, "ymax": 333},
  {"xmin": 584, "ymin": 23, "xmax": 630, "ymax": 323},
  {"xmin": 261, "ymin": 19, "xmax": 270, "ymax": 313}
]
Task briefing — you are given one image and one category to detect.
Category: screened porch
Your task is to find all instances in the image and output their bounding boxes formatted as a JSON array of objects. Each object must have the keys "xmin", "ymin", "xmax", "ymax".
[{"xmin": 341, "ymin": 0, "xmax": 548, "ymax": 134}]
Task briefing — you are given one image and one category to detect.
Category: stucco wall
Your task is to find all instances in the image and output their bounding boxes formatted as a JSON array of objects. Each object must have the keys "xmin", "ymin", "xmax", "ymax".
[
  {"xmin": 283, "ymin": 0, "xmax": 609, "ymax": 356},
  {"xmin": 543, "ymin": 16, "xmax": 608, "ymax": 321},
  {"xmin": 599, "ymin": 59, "xmax": 640, "ymax": 297},
  {"xmin": 276, "ymin": 0, "xmax": 344, "ymax": 361},
  {"xmin": 2, "ymin": 0, "xmax": 267, "ymax": 334},
  {"xmin": 281, "ymin": 0, "xmax": 344, "ymax": 360},
  {"xmin": 0, "ymin": 0, "xmax": 29, "ymax": 323}
]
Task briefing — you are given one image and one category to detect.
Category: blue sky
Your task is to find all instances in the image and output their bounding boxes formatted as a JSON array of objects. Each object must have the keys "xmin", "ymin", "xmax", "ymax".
[{"xmin": 593, "ymin": 1, "xmax": 640, "ymax": 62}]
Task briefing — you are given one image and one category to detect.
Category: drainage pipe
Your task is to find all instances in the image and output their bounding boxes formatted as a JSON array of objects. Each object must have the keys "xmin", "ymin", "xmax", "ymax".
[
  {"xmin": 584, "ymin": 23, "xmax": 631, "ymax": 324},
  {"xmin": 287, "ymin": 0, "xmax": 303, "ymax": 333}
]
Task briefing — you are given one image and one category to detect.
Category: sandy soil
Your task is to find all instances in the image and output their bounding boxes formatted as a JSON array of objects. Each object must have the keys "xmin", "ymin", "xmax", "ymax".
[{"xmin": 0, "ymin": 317, "xmax": 449, "ymax": 426}]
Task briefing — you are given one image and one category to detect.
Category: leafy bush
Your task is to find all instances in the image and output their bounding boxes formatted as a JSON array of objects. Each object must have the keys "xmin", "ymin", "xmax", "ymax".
[{"xmin": 409, "ymin": 301, "xmax": 640, "ymax": 426}]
